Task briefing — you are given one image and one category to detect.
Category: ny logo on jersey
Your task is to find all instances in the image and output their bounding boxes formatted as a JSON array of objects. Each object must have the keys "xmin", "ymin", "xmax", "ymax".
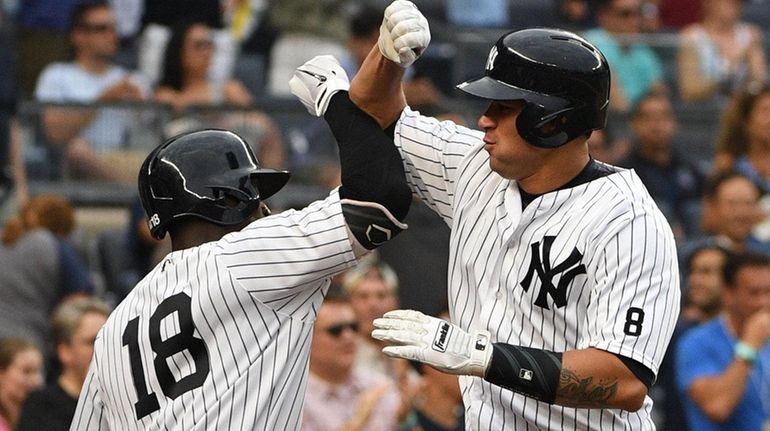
[{"xmin": 520, "ymin": 236, "xmax": 586, "ymax": 310}]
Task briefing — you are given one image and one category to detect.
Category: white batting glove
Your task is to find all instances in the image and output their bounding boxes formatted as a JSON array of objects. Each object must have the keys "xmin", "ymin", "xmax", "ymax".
[
  {"xmin": 288, "ymin": 55, "xmax": 350, "ymax": 117},
  {"xmin": 372, "ymin": 309, "xmax": 493, "ymax": 377},
  {"xmin": 378, "ymin": 0, "xmax": 431, "ymax": 68}
]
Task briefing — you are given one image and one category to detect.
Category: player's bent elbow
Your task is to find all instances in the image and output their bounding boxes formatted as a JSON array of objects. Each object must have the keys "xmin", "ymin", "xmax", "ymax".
[{"xmin": 615, "ymin": 379, "xmax": 648, "ymax": 412}]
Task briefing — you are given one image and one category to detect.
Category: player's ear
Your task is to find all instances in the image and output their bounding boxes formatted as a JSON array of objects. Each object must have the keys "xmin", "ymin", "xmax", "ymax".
[{"xmin": 260, "ymin": 203, "xmax": 272, "ymax": 217}]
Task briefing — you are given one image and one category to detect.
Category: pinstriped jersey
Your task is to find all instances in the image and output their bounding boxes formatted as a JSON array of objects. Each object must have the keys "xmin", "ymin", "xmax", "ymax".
[
  {"xmin": 394, "ymin": 108, "xmax": 680, "ymax": 430},
  {"xmin": 71, "ymin": 190, "xmax": 358, "ymax": 431}
]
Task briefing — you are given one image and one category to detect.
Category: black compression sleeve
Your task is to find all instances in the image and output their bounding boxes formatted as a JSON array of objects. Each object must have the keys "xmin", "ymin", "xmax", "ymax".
[
  {"xmin": 484, "ymin": 343, "xmax": 563, "ymax": 404},
  {"xmin": 324, "ymin": 92, "xmax": 411, "ymax": 220}
]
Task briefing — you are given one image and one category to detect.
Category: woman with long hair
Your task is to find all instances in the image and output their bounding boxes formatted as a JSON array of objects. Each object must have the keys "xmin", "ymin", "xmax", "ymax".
[
  {"xmin": 154, "ymin": 21, "xmax": 285, "ymax": 168},
  {"xmin": 713, "ymin": 84, "xmax": 770, "ymax": 190}
]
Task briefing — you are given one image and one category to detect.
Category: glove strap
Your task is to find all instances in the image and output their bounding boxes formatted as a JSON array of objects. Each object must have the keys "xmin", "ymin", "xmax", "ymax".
[{"xmin": 466, "ymin": 330, "xmax": 494, "ymax": 377}]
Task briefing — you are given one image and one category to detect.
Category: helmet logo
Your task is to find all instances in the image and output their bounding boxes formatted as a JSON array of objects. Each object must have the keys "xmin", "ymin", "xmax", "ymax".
[
  {"xmin": 485, "ymin": 46, "xmax": 498, "ymax": 72},
  {"xmin": 366, "ymin": 224, "xmax": 392, "ymax": 245},
  {"xmin": 149, "ymin": 213, "xmax": 161, "ymax": 229}
]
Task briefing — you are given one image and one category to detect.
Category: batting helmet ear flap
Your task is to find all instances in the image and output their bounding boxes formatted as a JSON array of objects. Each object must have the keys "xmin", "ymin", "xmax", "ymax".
[{"xmin": 516, "ymin": 103, "xmax": 577, "ymax": 149}]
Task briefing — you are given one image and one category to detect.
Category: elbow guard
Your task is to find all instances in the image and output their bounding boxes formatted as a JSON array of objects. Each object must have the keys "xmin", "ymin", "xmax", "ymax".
[{"xmin": 341, "ymin": 199, "xmax": 408, "ymax": 253}]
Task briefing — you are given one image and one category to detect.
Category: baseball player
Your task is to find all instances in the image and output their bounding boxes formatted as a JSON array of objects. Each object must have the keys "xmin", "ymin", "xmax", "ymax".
[
  {"xmin": 70, "ymin": 57, "xmax": 412, "ymax": 430},
  {"xmin": 323, "ymin": 1, "xmax": 679, "ymax": 429}
]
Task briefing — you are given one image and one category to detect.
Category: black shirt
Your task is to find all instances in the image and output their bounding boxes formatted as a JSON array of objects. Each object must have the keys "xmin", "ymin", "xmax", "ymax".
[{"xmin": 17, "ymin": 381, "xmax": 78, "ymax": 431}]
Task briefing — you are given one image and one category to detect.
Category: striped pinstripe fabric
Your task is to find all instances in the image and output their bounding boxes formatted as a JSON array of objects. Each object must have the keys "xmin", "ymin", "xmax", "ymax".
[
  {"xmin": 71, "ymin": 190, "xmax": 358, "ymax": 430},
  {"xmin": 394, "ymin": 108, "xmax": 680, "ymax": 430}
]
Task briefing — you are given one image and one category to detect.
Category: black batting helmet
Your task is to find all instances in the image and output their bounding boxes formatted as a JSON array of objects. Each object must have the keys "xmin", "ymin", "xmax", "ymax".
[
  {"xmin": 457, "ymin": 28, "xmax": 610, "ymax": 148},
  {"xmin": 138, "ymin": 129, "xmax": 291, "ymax": 239}
]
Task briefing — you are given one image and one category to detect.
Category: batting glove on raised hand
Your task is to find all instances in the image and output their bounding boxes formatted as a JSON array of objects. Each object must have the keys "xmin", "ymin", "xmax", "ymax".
[
  {"xmin": 372, "ymin": 309, "xmax": 493, "ymax": 377},
  {"xmin": 288, "ymin": 55, "xmax": 350, "ymax": 117},
  {"xmin": 378, "ymin": 0, "xmax": 431, "ymax": 68}
]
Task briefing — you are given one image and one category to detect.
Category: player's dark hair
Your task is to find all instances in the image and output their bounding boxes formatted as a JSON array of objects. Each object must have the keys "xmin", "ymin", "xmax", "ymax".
[
  {"xmin": 69, "ymin": 1, "xmax": 110, "ymax": 34},
  {"xmin": 722, "ymin": 251, "xmax": 770, "ymax": 288}
]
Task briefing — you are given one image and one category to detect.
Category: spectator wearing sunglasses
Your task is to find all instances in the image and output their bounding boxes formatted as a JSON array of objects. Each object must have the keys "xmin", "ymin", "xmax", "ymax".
[
  {"xmin": 34, "ymin": 1, "xmax": 150, "ymax": 182},
  {"xmin": 583, "ymin": 0, "xmax": 665, "ymax": 113},
  {"xmin": 303, "ymin": 286, "xmax": 400, "ymax": 431}
]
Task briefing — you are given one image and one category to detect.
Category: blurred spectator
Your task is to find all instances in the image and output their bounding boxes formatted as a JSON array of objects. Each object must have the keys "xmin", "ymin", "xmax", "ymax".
[
  {"xmin": 675, "ymin": 251, "xmax": 770, "ymax": 430},
  {"xmin": 17, "ymin": 297, "xmax": 110, "ymax": 431},
  {"xmin": 713, "ymin": 84, "xmax": 770, "ymax": 241},
  {"xmin": 0, "ymin": 9, "xmax": 16, "ymax": 214},
  {"xmin": 154, "ymin": 21, "xmax": 251, "ymax": 110},
  {"xmin": 137, "ymin": 0, "xmax": 236, "ymax": 88},
  {"xmin": 583, "ymin": 0, "xmax": 666, "ymax": 113},
  {"xmin": 699, "ymin": 171, "xmax": 770, "ymax": 255},
  {"xmin": 712, "ymin": 84, "xmax": 770, "ymax": 191},
  {"xmin": 639, "ymin": 0, "xmax": 662, "ymax": 32},
  {"xmin": 587, "ymin": 127, "xmax": 630, "ymax": 164},
  {"xmin": 14, "ymin": 0, "xmax": 82, "ymax": 96},
  {"xmin": 652, "ymin": 243, "xmax": 730, "ymax": 431},
  {"xmin": 677, "ymin": 0, "xmax": 767, "ymax": 104},
  {"xmin": 658, "ymin": 0, "xmax": 702, "ymax": 29},
  {"xmin": 681, "ymin": 244, "xmax": 730, "ymax": 326},
  {"xmin": 154, "ymin": 20, "xmax": 286, "ymax": 169},
  {"xmin": 266, "ymin": 0, "xmax": 351, "ymax": 96},
  {"xmin": 0, "ymin": 338, "xmax": 43, "ymax": 431},
  {"xmin": 400, "ymin": 311, "xmax": 464, "ymax": 431},
  {"xmin": 617, "ymin": 90, "xmax": 703, "ymax": 240},
  {"xmin": 555, "ymin": 0, "xmax": 597, "ymax": 31},
  {"xmin": 0, "ymin": 195, "xmax": 94, "ymax": 350},
  {"xmin": 341, "ymin": 255, "xmax": 401, "ymax": 379},
  {"xmin": 446, "ymin": 0, "xmax": 509, "ymax": 28},
  {"xmin": 35, "ymin": 1, "xmax": 149, "ymax": 182},
  {"xmin": 303, "ymin": 287, "xmax": 399, "ymax": 431},
  {"xmin": 375, "ymin": 197, "xmax": 451, "ymax": 317}
]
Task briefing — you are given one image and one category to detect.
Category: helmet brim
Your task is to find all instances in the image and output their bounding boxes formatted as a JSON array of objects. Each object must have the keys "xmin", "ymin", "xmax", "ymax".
[
  {"xmin": 253, "ymin": 169, "xmax": 291, "ymax": 200},
  {"xmin": 456, "ymin": 76, "xmax": 568, "ymax": 110}
]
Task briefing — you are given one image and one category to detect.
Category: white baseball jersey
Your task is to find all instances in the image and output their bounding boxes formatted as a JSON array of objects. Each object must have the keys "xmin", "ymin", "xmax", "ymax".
[
  {"xmin": 71, "ymin": 190, "xmax": 358, "ymax": 430},
  {"xmin": 393, "ymin": 108, "xmax": 680, "ymax": 430}
]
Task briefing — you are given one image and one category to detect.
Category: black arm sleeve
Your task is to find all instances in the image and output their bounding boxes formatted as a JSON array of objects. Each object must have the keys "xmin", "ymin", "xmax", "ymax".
[
  {"xmin": 485, "ymin": 343, "xmax": 563, "ymax": 404},
  {"xmin": 323, "ymin": 92, "xmax": 411, "ymax": 221}
]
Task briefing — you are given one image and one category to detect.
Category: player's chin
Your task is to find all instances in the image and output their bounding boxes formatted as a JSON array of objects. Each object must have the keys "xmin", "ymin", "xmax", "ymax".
[{"xmin": 487, "ymin": 158, "xmax": 518, "ymax": 180}]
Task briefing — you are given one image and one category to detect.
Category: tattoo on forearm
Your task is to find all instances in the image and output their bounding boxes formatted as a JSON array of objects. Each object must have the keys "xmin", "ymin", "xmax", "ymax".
[{"xmin": 557, "ymin": 368, "xmax": 618, "ymax": 408}]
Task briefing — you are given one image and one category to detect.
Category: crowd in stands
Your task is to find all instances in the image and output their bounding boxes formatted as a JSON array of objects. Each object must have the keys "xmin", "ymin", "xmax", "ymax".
[{"xmin": 0, "ymin": 0, "xmax": 768, "ymax": 430}]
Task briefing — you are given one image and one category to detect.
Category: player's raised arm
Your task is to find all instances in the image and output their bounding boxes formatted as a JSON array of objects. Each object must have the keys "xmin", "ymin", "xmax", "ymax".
[
  {"xmin": 349, "ymin": 0, "xmax": 430, "ymax": 128},
  {"xmin": 290, "ymin": 55, "xmax": 412, "ymax": 256}
]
